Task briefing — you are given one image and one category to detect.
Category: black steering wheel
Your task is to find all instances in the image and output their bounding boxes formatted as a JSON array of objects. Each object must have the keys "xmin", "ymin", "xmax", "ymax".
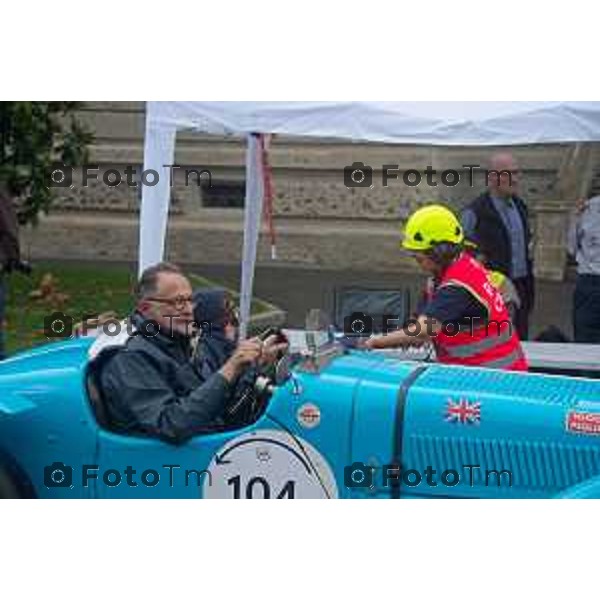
[{"xmin": 224, "ymin": 328, "xmax": 291, "ymax": 425}]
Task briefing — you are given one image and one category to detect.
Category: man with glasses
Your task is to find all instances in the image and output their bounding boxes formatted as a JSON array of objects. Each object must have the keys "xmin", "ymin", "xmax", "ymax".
[
  {"xmin": 97, "ymin": 262, "xmax": 286, "ymax": 444},
  {"xmin": 461, "ymin": 152, "xmax": 535, "ymax": 339}
]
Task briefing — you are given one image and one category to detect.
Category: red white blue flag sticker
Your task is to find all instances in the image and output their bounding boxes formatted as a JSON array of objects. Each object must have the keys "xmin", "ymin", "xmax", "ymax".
[
  {"xmin": 566, "ymin": 411, "xmax": 600, "ymax": 436},
  {"xmin": 445, "ymin": 398, "xmax": 481, "ymax": 425}
]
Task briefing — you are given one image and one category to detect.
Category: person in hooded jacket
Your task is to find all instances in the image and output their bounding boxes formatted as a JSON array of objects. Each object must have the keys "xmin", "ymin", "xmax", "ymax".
[
  {"xmin": 192, "ymin": 288, "xmax": 267, "ymax": 424},
  {"xmin": 192, "ymin": 288, "xmax": 239, "ymax": 375}
]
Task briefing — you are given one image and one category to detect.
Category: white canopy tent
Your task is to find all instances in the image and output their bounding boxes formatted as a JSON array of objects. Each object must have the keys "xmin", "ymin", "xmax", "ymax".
[{"xmin": 140, "ymin": 101, "xmax": 600, "ymax": 338}]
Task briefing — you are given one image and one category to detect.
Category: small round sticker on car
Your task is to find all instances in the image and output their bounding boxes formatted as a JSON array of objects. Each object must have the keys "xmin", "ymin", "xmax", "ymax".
[{"xmin": 297, "ymin": 403, "xmax": 321, "ymax": 429}]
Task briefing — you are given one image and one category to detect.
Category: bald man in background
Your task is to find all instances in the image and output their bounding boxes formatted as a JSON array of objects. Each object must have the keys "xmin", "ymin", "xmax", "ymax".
[{"xmin": 462, "ymin": 153, "xmax": 535, "ymax": 340}]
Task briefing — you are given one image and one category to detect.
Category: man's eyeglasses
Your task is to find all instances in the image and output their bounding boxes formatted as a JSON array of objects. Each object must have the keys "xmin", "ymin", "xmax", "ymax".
[{"xmin": 147, "ymin": 295, "xmax": 194, "ymax": 311}]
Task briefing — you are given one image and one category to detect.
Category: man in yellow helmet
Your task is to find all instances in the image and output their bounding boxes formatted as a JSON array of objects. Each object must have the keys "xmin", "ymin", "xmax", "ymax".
[{"xmin": 365, "ymin": 204, "xmax": 528, "ymax": 371}]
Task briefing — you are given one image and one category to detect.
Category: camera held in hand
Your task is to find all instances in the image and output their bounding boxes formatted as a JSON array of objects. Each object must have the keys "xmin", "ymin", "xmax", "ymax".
[{"xmin": 14, "ymin": 260, "xmax": 33, "ymax": 275}]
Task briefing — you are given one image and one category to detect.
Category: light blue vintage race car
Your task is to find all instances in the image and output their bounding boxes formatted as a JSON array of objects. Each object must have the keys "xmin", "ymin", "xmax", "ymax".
[{"xmin": 1, "ymin": 329, "xmax": 600, "ymax": 499}]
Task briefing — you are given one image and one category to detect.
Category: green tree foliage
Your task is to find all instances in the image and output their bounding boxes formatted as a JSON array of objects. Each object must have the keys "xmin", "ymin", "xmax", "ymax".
[{"xmin": 0, "ymin": 102, "xmax": 93, "ymax": 224}]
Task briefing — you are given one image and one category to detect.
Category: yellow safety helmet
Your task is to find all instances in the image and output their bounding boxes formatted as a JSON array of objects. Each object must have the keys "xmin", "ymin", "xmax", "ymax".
[{"xmin": 402, "ymin": 204, "xmax": 464, "ymax": 252}]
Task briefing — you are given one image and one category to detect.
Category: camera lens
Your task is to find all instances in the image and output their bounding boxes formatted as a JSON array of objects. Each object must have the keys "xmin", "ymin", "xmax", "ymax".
[
  {"xmin": 51, "ymin": 319, "xmax": 65, "ymax": 335},
  {"xmin": 351, "ymin": 169, "xmax": 365, "ymax": 185},
  {"xmin": 351, "ymin": 319, "xmax": 365, "ymax": 334},
  {"xmin": 51, "ymin": 469, "xmax": 65, "ymax": 485},
  {"xmin": 351, "ymin": 469, "xmax": 365, "ymax": 485},
  {"xmin": 51, "ymin": 169, "xmax": 66, "ymax": 185}
]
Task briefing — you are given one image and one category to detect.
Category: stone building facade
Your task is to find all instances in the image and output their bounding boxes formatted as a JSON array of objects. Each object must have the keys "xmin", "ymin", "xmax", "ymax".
[{"xmin": 22, "ymin": 102, "xmax": 600, "ymax": 280}]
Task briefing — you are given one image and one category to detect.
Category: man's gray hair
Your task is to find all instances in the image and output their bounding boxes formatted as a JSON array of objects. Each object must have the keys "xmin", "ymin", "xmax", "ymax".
[{"xmin": 135, "ymin": 262, "xmax": 183, "ymax": 301}]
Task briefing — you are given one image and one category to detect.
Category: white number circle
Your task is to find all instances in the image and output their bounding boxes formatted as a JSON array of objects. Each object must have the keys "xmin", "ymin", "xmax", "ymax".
[{"xmin": 203, "ymin": 429, "xmax": 338, "ymax": 499}]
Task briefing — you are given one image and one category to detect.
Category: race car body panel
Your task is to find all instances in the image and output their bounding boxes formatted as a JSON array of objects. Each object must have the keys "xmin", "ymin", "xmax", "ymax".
[
  {"xmin": 402, "ymin": 365, "xmax": 600, "ymax": 498},
  {"xmin": 2, "ymin": 336, "xmax": 600, "ymax": 498},
  {"xmin": 0, "ymin": 338, "xmax": 97, "ymax": 498}
]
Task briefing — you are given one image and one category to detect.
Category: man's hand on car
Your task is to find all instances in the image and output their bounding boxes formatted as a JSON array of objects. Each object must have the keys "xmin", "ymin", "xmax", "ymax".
[
  {"xmin": 220, "ymin": 339, "xmax": 263, "ymax": 382},
  {"xmin": 258, "ymin": 334, "xmax": 289, "ymax": 366}
]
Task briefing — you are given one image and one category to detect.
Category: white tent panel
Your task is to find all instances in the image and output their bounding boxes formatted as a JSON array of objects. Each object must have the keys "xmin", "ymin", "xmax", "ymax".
[
  {"xmin": 146, "ymin": 101, "xmax": 600, "ymax": 146},
  {"xmin": 139, "ymin": 112, "xmax": 176, "ymax": 275}
]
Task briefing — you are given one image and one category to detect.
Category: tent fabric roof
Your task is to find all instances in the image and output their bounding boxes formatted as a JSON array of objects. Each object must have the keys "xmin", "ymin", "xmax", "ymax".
[{"xmin": 147, "ymin": 101, "xmax": 600, "ymax": 146}]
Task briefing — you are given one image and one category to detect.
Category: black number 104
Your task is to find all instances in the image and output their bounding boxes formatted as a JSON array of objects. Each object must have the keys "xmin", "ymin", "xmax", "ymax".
[{"xmin": 227, "ymin": 475, "xmax": 296, "ymax": 499}]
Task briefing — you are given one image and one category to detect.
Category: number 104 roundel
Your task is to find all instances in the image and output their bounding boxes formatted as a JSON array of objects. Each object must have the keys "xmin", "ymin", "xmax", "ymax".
[{"xmin": 203, "ymin": 430, "xmax": 339, "ymax": 499}]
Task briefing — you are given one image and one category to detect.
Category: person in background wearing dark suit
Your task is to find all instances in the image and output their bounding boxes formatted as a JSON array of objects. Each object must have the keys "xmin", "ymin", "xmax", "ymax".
[
  {"xmin": 0, "ymin": 186, "xmax": 21, "ymax": 361},
  {"xmin": 461, "ymin": 153, "xmax": 535, "ymax": 340}
]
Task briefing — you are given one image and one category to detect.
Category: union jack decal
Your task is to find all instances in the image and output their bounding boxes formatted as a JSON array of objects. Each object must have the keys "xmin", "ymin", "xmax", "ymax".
[{"xmin": 445, "ymin": 398, "xmax": 481, "ymax": 425}]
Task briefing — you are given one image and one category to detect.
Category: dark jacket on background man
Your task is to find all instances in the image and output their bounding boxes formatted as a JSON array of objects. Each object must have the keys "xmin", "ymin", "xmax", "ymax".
[
  {"xmin": 0, "ymin": 189, "xmax": 20, "ymax": 360},
  {"xmin": 462, "ymin": 192, "xmax": 535, "ymax": 339},
  {"xmin": 98, "ymin": 312, "xmax": 232, "ymax": 445},
  {"xmin": 465, "ymin": 193, "xmax": 533, "ymax": 276}
]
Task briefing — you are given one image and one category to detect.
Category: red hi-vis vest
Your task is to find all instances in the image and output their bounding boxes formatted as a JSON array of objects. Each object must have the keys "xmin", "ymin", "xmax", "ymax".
[{"xmin": 427, "ymin": 253, "xmax": 528, "ymax": 371}]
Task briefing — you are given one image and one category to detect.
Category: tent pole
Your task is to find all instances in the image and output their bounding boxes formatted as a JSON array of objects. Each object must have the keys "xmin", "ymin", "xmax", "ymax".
[{"xmin": 239, "ymin": 134, "xmax": 265, "ymax": 340}]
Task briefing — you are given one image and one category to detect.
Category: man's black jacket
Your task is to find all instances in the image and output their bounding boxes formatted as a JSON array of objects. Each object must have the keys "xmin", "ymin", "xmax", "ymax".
[
  {"xmin": 464, "ymin": 191, "xmax": 535, "ymax": 310},
  {"xmin": 0, "ymin": 188, "xmax": 20, "ymax": 270},
  {"xmin": 98, "ymin": 313, "xmax": 232, "ymax": 445},
  {"xmin": 465, "ymin": 192, "xmax": 533, "ymax": 278}
]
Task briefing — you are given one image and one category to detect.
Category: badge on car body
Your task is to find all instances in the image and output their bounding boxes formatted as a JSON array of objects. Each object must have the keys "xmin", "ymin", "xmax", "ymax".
[{"xmin": 297, "ymin": 403, "xmax": 321, "ymax": 429}]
